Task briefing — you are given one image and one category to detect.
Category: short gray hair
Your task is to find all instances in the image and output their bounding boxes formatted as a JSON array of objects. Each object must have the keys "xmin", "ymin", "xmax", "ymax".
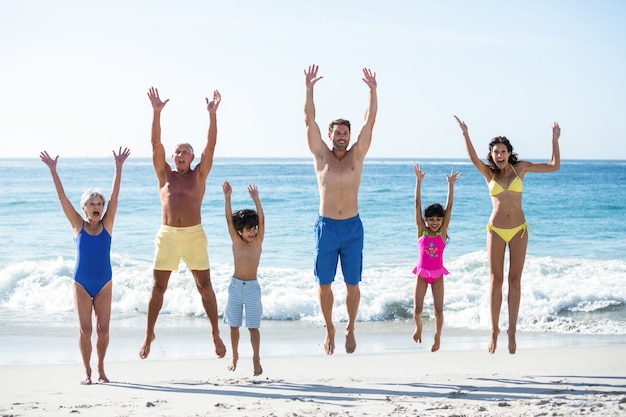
[
  {"xmin": 80, "ymin": 188, "xmax": 105, "ymax": 208},
  {"xmin": 175, "ymin": 142, "xmax": 194, "ymax": 154}
]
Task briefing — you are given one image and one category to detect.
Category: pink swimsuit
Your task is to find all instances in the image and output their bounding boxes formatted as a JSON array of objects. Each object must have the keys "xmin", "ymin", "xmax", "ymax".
[{"xmin": 412, "ymin": 232, "xmax": 449, "ymax": 284}]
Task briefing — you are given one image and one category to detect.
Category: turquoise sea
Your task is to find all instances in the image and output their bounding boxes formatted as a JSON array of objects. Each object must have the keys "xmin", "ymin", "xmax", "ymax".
[{"xmin": 1, "ymin": 157, "xmax": 625, "ymax": 364}]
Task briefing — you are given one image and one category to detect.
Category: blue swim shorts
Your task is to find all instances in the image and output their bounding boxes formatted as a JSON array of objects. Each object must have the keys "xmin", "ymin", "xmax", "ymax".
[
  {"xmin": 314, "ymin": 214, "xmax": 363, "ymax": 285},
  {"xmin": 223, "ymin": 277, "xmax": 263, "ymax": 329}
]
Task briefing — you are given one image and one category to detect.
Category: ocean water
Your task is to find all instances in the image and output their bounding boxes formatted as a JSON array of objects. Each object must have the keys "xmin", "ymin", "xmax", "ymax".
[{"xmin": 1, "ymin": 157, "xmax": 625, "ymax": 364}]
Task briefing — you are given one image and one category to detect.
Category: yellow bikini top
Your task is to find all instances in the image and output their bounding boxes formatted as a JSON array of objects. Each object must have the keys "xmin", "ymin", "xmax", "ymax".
[{"xmin": 488, "ymin": 165, "xmax": 523, "ymax": 196}]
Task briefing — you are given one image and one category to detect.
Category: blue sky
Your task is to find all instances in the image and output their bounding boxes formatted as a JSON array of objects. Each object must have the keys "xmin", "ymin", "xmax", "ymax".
[{"xmin": 1, "ymin": 0, "xmax": 625, "ymax": 159}]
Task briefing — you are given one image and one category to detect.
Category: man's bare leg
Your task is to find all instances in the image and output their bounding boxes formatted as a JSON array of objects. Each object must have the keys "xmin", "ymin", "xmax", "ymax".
[
  {"xmin": 249, "ymin": 328, "xmax": 262, "ymax": 376},
  {"xmin": 139, "ymin": 270, "xmax": 171, "ymax": 359},
  {"xmin": 318, "ymin": 284, "xmax": 335, "ymax": 355},
  {"xmin": 228, "ymin": 327, "xmax": 239, "ymax": 371},
  {"xmin": 192, "ymin": 269, "xmax": 226, "ymax": 358},
  {"xmin": 345, "ymin": 283, "xmax": 360, "ymax": 354}
]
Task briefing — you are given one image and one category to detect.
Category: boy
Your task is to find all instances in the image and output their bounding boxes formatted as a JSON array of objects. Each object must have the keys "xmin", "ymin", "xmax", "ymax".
[{"xmin": 222, "ymin": 181, "xmax": 265, "ymax": 376}]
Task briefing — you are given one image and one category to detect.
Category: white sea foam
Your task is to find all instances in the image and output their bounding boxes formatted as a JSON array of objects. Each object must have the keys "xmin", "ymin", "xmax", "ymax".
[{"xmin": 1, "ymin": 252, "xmax": 624, "ymax": 335}]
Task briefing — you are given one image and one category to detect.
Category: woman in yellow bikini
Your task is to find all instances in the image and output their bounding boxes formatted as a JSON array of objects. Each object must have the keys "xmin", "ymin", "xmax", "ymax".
[{"xmin": 454, "ymin": 116, "xmax": 561, "ymax": 354}]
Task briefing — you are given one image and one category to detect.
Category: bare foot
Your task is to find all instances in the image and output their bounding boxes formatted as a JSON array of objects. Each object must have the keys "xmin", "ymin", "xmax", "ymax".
[
  {"xmin": 324, "ymin": 324, "xmax": 335, "ymax": 355},
  {"xmin": 253, "ymin": 359, "xmax": 263, "ymax": 376},
  {"xmin": 413, "ymin": 325, "xmax": 422, "ymax": 343},
  {"xmin": 97, "ymin": 369, "xmax": 109, "ymax": 383},
  {"xmin": 431, "ymin": 334, "xmax": 441, "ymax": 352},
  {"xmin": 80, "ymin": 376, "xmax": 92, "ymax": 385},
  {"xmin": 139, "ymin": 333, "xmax": 155, "ymax": 359},
  {"xmin": 488, "ymin": 329, "xmax": 500, "ymax": 354},
  {"xmin": 413, "ymin": 314, "xmax": 422, "ymax": 343},
  {"xmin": 214, "ymin": 337, "xmax": 227, "ymax": 358},
  {"xmin": 228, "ymin": 355, "xmax": 238, "ymax": 372},
  {"xmin": 345, "ymin": 328, "xmax": 356, "ymax": 354},
  {"xmin": 507, "ymin": 328, "xmax": 517, "ymax": 354}
]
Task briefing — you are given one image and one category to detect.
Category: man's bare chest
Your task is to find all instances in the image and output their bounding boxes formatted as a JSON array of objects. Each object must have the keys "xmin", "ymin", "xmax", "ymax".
[{"xmin": 163, "ymin": 172, "xmax": 203, "ymax": 196}]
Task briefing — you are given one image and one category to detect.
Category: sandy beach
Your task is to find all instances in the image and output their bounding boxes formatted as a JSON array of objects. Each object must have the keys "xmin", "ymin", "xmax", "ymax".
[{"xmin": 2, "ymin": 341, "xmax": 625, "ymax": 417}]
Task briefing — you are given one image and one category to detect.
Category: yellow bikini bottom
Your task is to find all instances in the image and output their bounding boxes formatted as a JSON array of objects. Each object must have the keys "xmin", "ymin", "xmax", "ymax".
[{"xmin": 486, "ymin": 222, "xmax": 528, "ymax": 243}]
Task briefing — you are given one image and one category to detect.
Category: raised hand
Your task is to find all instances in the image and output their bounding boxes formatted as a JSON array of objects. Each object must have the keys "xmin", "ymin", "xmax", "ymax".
[
  {"xmin": 247, "ymin": 184, "xmax": 259, "ymax": 199},
  {"xmin": 361, "ymin": 67, "xmax": 377, "ymax": 90},
  {"xmin": 222, "ymin": 180, "xmax": 232, "ymax": 196},
  {"xmin": 414, "ymin": 164, "xmax": 425, "ymax": 182},
  {"xmin": 446, "ymin": 169, "xmax": 462, "ymax": 184},
  {"xmin": 304, "ymin": 64, "xmax": 323, "ymax": 88},
  {"xmin": 113, "ymin": 147, "xmax": 131, "ymax": 165},
  {"xmin": 552, "ymin": 121, "xmax": 561, "ymax": 140},
  {"xmin": 147, "ymin": 87, "xmax": 169, "ymax": 112},
  {"xmin": 39, "ymin": 151, "xmax": 59, "ymax": 170},
  {"xmin": 206, "ymin": 90, "xmax": 221, "ymax": 113},
  {"xmin": 453, "ymin": 115, "xmax": 469, "ymax": 135}
]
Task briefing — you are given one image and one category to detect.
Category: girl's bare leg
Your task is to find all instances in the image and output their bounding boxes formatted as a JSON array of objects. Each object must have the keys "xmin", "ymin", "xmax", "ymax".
[
  {"xmin": 413, "ymin": 277, "xmax": 428, "ymax": 343},
  {"xmin": 430, "ymin": 278, "xmax": 444, "ymax": 352}
]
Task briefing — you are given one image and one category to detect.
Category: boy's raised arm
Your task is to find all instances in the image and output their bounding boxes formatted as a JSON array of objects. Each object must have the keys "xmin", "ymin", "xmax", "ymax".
[
  {"xmin": 222, "ymin": 181, "xmax": 238, "ymax": 241},
  {"xmin": 248, "ymin": 184, "xmax": 264, "ymax": 243}
]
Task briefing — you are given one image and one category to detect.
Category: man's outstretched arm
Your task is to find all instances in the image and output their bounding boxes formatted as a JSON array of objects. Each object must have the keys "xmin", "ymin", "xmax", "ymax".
[
  {"xmin": 198, "ymin": 90, "xmax": 221, "ymax": 179},
  {"xmin": 147, "ymin": 87, "xmax": 169, "ymax": 182},
  {"xmin": 304, "ymin": 64, "xmax": 325, "ymax": 157},
  {"xmin": 354, "ymin": 67, "xmax": 378, "ymax": 158}
]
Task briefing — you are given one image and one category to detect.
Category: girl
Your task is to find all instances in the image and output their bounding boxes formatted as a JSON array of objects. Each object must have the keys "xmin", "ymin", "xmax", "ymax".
[
  {"xmin": 412, "ymin": 164, "xmax": 461, "ymax": 352},
  {"xmin": 40, "ymin": 147, "xmax": 130, "ymax": 384},
  {"xmin": 454, "ymin": 115, "xmax": 560, "ymax": 354}
]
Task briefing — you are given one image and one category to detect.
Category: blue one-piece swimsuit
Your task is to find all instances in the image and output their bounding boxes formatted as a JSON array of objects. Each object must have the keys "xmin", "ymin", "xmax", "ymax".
[{"xmin": 73, "ymin": 224, "xmax": 112, "ymax": 297}]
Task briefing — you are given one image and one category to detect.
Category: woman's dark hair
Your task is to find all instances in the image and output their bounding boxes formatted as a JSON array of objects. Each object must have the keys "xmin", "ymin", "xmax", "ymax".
[
  {"xmin": 232, "ymin": 209, "xmax": 259, "ymax": 233},
  {"xmin": 487, "ymin": 136, "xmax": 518, "ymax": 173}
]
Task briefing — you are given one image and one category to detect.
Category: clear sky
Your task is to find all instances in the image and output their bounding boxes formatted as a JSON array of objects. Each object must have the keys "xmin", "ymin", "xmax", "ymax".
[{"xmin": 2, "ymin": 0, "xmax": 625, "ymax": 160}]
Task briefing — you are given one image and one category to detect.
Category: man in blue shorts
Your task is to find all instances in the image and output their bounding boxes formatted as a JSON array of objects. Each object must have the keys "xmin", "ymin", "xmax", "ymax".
[{"xmin": 303, "ymin": 64, "xmax": 378, "ymax": 355}]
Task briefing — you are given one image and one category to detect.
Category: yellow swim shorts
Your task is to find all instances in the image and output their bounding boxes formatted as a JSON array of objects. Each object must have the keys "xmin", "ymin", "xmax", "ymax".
[{"xmin": 153, "ymin": 224, "xmax": 210, "ymax": 271}]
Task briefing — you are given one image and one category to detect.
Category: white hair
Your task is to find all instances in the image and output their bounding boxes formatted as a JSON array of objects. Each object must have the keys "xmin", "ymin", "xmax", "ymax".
[{"xmin": 80, "ymin": 188, "xmax": 105, "ymax": 208}]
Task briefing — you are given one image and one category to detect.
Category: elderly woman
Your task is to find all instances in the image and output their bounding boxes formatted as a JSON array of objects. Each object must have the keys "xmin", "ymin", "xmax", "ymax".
[{"xmin": 40, "ymin": 147, "xmax": 130, "ymax": 384}]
